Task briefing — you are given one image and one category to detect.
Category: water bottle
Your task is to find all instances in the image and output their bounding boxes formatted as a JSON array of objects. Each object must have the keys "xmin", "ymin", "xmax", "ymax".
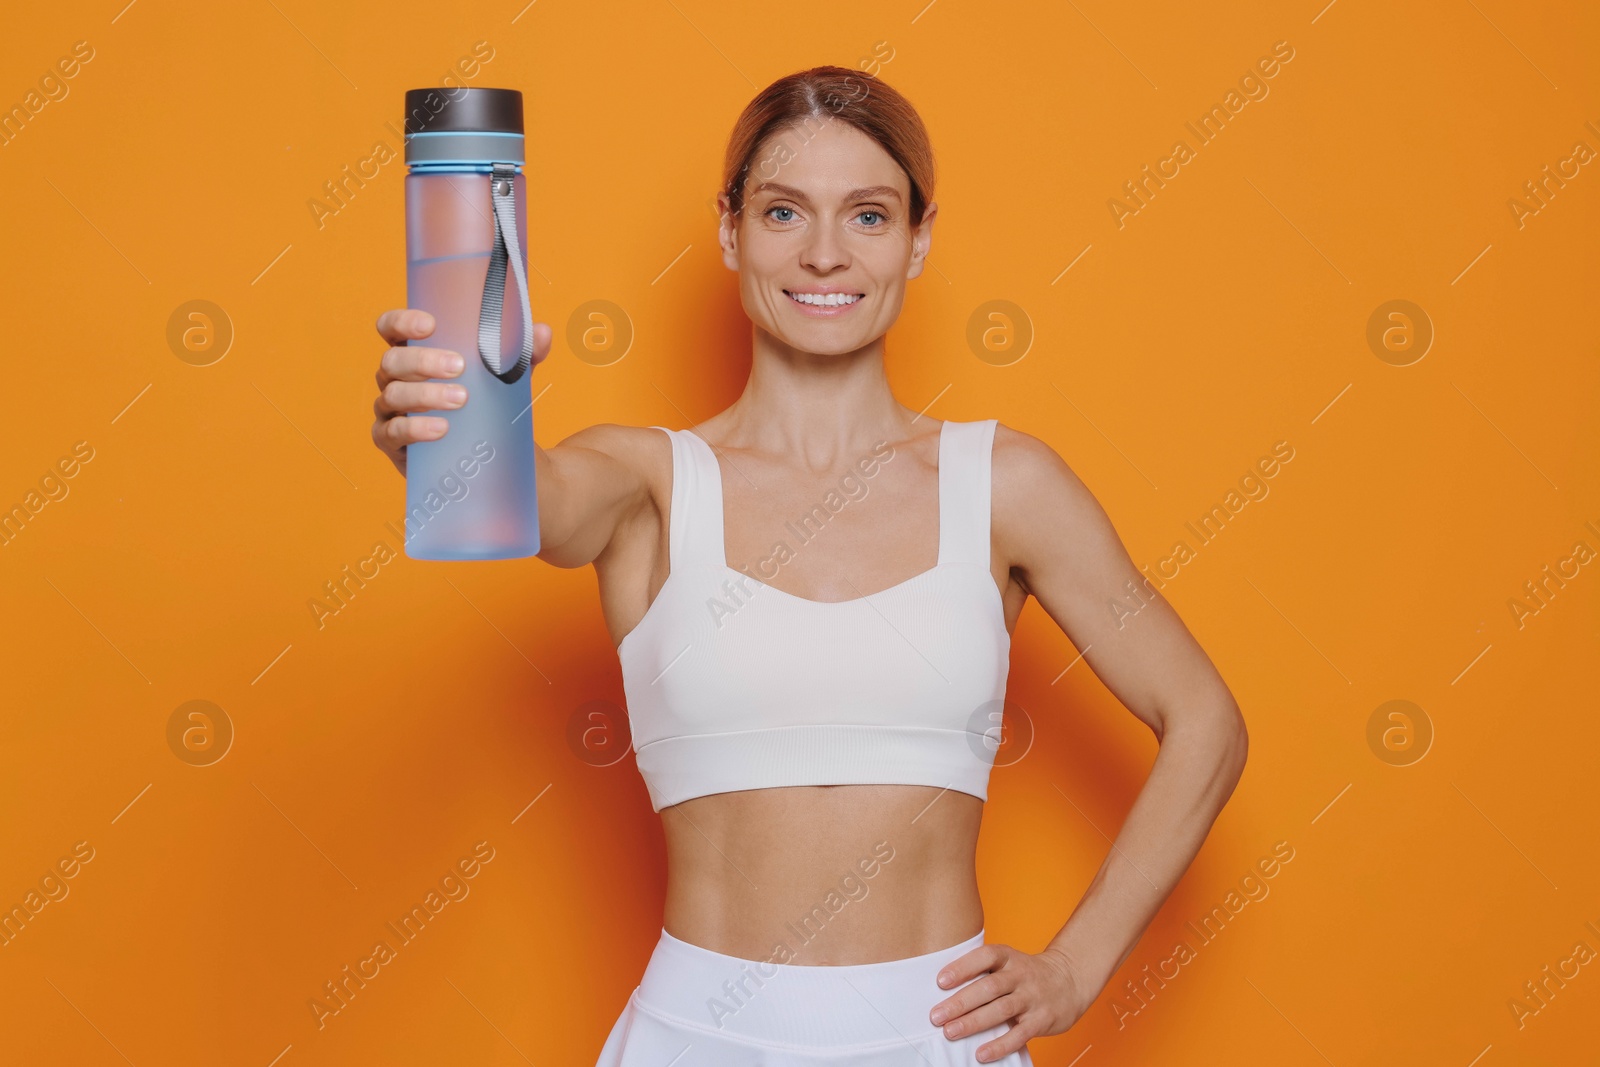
[{"xmin": 401, "ymin": 86, "xmax": 540, "ymax": 560}]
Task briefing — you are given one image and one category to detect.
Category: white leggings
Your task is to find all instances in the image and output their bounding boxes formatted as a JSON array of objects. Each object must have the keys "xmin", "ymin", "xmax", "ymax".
[{"xmin": 596, "ymin": 927, "xmax": 1034, "ymax": 1065}]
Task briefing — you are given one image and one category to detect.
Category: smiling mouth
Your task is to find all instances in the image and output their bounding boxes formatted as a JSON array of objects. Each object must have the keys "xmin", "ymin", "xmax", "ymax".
[{"xmin": 784, "ymin": 290, "xmax": 865, "ymax": 307}]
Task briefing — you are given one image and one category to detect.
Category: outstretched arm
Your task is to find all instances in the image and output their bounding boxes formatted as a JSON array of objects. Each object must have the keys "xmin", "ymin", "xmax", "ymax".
[
  {"xmin": 930, "ymin": 424, "xmax": 1248, "ymax": 1061},
  {"xmin": 369, "ymin": 309, "xmax": 650, "ymax": 570}
]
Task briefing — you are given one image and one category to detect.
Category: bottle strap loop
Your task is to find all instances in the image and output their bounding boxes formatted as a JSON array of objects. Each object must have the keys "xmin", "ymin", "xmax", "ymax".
[{"xmin": 476, "ymin": 162, "xmax": 534, "ymax": 384}]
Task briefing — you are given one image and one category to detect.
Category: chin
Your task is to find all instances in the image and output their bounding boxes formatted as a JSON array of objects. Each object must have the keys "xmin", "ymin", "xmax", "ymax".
[{"xmin": 777, "ymin": 330, "xmax": 867, "ymax": 357}]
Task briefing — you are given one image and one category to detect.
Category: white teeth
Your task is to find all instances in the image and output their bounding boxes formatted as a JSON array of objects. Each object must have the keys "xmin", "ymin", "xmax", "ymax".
[{"xmin": 788, "ymin": 291, "xmax": 862, "ymax": 306}]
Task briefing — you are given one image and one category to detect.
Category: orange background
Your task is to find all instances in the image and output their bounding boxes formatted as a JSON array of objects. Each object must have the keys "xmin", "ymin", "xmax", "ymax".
[{"xmin": 4, "ymin": 1, "xmax": 1598, "ymax": 1064}]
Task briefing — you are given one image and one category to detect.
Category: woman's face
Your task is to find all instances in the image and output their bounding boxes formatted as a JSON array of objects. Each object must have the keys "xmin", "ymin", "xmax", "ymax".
[{"xmin": 718, "ymin": 119, "xmax": 936, "ymax": 357}]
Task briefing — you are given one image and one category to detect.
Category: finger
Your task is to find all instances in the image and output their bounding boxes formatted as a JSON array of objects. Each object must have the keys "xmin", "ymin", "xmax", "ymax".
[
  {"xmin": 530, "ymin": 321, "xmax": 553, "ymax": 367},
  {"xmin": 371, "ymin": 415, "xmax": 405, "ymax": 469},
  {"xmin": 376, "ymin": 344, "xmax": 465, "ymax": 390},
  {"xmin": 376, "ymin": 412, "xmax": 450, "ymax": 453},
  {"xmin": 937, "ymin": 945, "xmax": 1001, "ymax": 991},
  {"xmin": 376, "ymin": 308, "xmax": 435, "ymax": 346},
  {"xmin": 930, "ymin": 969, "xmax": 1012, "ymax": 1028},
  {"xmin": 375, "ymin": 379, "xmax": 468, "ymax": 419},
  {"xmin": 930, "ymin": 944, "xmax": 1004, "ymax": 1021},
  {"xmin": 974, "ymin": 1016, "xmax": 1036, "ymax": 1064},
  {"xmin": 941, "ymin": 990, "xmax": 1024, "ymax": 1041}
]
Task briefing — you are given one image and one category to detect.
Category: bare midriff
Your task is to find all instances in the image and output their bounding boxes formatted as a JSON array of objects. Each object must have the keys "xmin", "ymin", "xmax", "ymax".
[{"xmin": 660, "ymin": 783, "xmax": 986, "ymax": 965}]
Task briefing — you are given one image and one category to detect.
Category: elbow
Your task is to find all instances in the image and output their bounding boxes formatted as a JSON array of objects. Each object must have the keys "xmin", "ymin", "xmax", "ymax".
[
  {"xmin": 1221, "ymin": 705, "xmax": 1249, "ymax": 787},
  {"xmin": 1154, "ymin": 702, "xmax": 1249, "ymax": 788},
  {"xmin": 1159, "ymin": 699, "xmax": 1247, "ymax": 796}
]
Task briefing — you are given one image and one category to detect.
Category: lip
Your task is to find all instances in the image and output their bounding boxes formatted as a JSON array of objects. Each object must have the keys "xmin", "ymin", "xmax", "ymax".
[{"xmin": 783, "ymin": 288, "xmax": 866, "ymax": 318}]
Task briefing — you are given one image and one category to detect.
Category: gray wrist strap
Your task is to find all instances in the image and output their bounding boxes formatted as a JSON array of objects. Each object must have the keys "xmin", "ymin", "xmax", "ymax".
[{"xmin": 477, "ymin": 162, "xmax": 534, "ymax": 385}]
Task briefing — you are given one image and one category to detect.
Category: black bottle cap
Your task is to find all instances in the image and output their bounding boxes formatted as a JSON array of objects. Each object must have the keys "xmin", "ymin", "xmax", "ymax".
[{"xmin": 402, "ymin": 87, "xmax": 523, "ymax": 136}]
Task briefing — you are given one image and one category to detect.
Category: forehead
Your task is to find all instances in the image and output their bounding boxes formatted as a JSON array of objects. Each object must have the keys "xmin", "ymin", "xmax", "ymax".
[{"xmin": 744, "ymin": 119, "xmax": 908, "ymax": 202}]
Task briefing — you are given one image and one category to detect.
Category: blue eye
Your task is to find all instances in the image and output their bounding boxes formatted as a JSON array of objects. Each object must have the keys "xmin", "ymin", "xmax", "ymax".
[{"xmin": 763, "ymin": 206, "xmax": 888, "ymax": 226}]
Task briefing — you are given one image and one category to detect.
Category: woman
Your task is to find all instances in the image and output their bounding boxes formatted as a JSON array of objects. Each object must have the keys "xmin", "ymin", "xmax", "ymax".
[{"xmin": 369, "ymin": 66, "xmax": 1247, "ymax": 1066}]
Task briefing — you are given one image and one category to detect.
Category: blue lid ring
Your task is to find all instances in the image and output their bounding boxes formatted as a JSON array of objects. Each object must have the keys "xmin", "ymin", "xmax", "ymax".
[{"xmin": 405, "ymin": 130, "xmax": 525, "ymax": 167}]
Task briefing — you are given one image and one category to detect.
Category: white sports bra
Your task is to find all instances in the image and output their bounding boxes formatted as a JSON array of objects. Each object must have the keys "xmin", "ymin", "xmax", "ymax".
[{"xmin": 617, "ymin": 418, "xmax": 1011, "ymax": 811}]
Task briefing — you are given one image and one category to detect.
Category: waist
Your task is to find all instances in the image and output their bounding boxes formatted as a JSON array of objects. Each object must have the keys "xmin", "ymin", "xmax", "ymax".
[
  {"xmin": 634, "ymin": 924, "xmax": 987, "ymax": 1047},
  {"xmin": 661, "ymin": 784, "xmax": 984, "ymax": 962}
]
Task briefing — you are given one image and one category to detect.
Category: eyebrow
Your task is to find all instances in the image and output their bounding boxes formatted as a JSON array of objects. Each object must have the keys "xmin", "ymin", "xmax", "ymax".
[{"xmin": 751, "ymin": 182, "xmax": 903, "ymax": 205}]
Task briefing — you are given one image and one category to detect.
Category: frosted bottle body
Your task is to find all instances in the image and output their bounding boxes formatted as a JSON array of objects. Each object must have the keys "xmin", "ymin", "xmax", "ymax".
[{"xmin": 399, "ymin": 87, "xmax": 539, "ymax": 561}]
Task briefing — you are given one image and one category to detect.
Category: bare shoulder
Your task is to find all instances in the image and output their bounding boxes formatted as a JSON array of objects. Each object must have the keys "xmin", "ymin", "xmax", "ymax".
[
  {"xmin": 990, "ymin": 421, "xmax": 1099, "ymax": 518},
  {"xmin": 552, "ymin": 422, "xmax": 673, "ymax": 486},
  {"xmin": 989, "ymin": 421, "xmax": 1118, "ymax": 590},
  {"xmin": 555, "ymin": 421, "xmax": 670, "ymax": 460},
  {"xmin": 533, "ymin": 423, "xmax": 675, "ymax": 571}
]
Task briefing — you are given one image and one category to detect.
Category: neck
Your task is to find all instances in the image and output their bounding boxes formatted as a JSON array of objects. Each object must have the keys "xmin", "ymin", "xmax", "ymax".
[{"xmin": 716, "ymin": 325, "xmax": 919, "ymax": 464}]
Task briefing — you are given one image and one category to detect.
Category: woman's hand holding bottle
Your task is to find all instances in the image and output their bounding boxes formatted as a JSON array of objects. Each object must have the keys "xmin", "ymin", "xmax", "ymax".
[{"xmin": 369, "ymin": 308, "xmax": 552, "ymax": 476}]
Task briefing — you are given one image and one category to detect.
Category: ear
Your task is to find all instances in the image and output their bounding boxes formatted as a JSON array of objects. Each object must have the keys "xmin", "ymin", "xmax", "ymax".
[
  {"xmin": 905, "ymin": 201, "xmax": 937, "ymax": 281},
  {"xmin": 718, "ymin": 191, "xmax": 740, "ymax": 271}
]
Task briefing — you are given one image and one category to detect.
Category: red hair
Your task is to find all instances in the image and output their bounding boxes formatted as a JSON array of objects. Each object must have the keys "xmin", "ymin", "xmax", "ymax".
[{"xmin": 721, "ymin": 65, "xmax": 936, "ymax": 227}]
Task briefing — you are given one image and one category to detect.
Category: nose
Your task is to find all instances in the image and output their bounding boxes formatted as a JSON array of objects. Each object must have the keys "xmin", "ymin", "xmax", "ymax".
[{"xmin": 799, "ymin": 215, "xmax": 850, "ymax": 274}]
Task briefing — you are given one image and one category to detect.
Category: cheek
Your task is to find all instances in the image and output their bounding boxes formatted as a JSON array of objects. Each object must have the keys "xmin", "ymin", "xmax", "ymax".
[
  {"xmin": 737, "ymin": 270, "xmax": 785, "ymax": 327},
  {"xmin": 868, "ymin": 283, "xmax": 908, "ymax": 323},
  {"xmin": 740, "ymin": 266, "xmax": 777, "ymax": 308},
  {"xmin": 862, "ymin": 265, "xmax": 903, "ymax": 301},
  {"xmin": 740, "ymin": 233, "xmax": 789, "ymax": 275},
  {"xmin": 737, "ymin": 245, "xmax": 794, "ymax": 302}
]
